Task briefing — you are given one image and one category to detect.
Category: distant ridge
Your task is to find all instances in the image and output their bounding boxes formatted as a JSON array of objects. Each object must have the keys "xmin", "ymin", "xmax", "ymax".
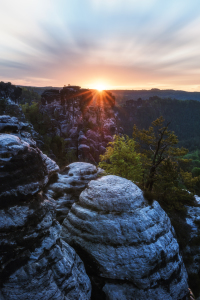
[{"xmin": 18, "ymin": 85, "xmax": 200, "ymax": 104}]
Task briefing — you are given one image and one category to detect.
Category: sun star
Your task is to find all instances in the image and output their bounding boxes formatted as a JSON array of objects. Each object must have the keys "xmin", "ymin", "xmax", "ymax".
[{"xmin": 95, "ymin": 84, "xmax": 106, "ymax": 92}]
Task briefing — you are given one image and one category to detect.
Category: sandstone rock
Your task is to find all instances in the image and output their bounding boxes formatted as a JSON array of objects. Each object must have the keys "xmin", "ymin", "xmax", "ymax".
[
  {"xmin": 103, "ymin": 135, "xmax": 113, "ymax": 143},
  {"xmin": 0, "ymin": 135, "xmax": 91, "ymax": 300},
  {"xmin": 62, "ymin": 175, "xmax": 189, "ymax": 300},
  {"xmin": 60, "ymin": 123, "xmax": 70, "ymax": 136},
  {"xmin": 99, "ymin": 145, "xmax": 106, "ymax": 155},
  {"xmin": 86, "ymin": 130, "xmax": 99, "ymax": 143},
  {"xmin": 69, "ymin": 127, "xmax": 78, "ymax": 139},
  {"xmin": 78, "ymin": 134, "xmax": 88, "ymax": 145},
  {"xmin": 0, "ymin": 115, "xmax": 19, "ymax": 133},
  {"xmin": 40, "ymin": 152, "xmax": 60, "ymax": 178},
  {"xmin": 45, "ymin": 162, "xmax": 102, "ymax": 223},
  {"xmin": 78, "ymin": 144, "xmax": 90, "ymax": 153},
  {"xmin": 183, "ymin": 196, "xmax": 200, "ymax": 297},
  {"xmin": 0, "ymin": 134, "xmax": 59, "ymax": 201},
  {"xmin": 19, "ymin": 131, "xmax": 37, "ymax": 147}
]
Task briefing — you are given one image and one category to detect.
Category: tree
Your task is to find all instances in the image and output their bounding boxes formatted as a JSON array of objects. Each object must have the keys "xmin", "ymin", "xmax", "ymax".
[
  {"xmin": 132, "ymin": 116, "xmax": 189, "ymax": 191},
  {"xmin": 99, "ymin": 135, "xmax": 143, "ymax": 182},
  {"xmin": 99, "ymin": 116, "xmax": 200, "ymax": 210}
]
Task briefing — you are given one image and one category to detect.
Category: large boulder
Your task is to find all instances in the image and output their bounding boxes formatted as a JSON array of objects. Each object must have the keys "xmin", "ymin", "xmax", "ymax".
[
  {"xmin": 62, "ymin": 175, "xmax": 189, "ymax": 300},
  {"xmin": 45, "ymin": 162, "xmax": 102, "ymax": 223},
  {"xmin": 0, "ymin": 115, "xmax": 20, "ymax": 133},
  {"xmin": 0, "ymin": 135, "xmax": 91, "ymax": 300},
  {"xmin": 0, "ymin": 134, "xmax": 59, "ymax": 201}
]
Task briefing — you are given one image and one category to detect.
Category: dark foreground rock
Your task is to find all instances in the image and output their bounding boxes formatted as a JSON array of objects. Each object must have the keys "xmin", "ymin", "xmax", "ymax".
[
  {"xmin": 62, "ymin": 175, "xmax": 189, "ymax": 300},
  {"xmin": 45, "ymin": 162, "xmax": 102, "ymax": 223},
  {"xmin": 0, "ymin": 134, "xmax": 59, "ymax": 201},
  {"xmin": 0, "ymin": 134, "xmax": 91, "ymax": 300}
]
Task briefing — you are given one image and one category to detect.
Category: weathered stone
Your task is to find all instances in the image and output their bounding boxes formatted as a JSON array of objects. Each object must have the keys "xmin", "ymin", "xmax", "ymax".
[
  {"xmin": 86, "ymin": 130, "xmax": 100, "ymax": 143},
  {"xmin": 0, "ymin": 134, "xmax": 59, "ymax": 202},
  {"xmin": 0, "ymin": 136, "xmax": 91, "ymax": 300},
  {"xmin": 0, "ymin": 115, "xmax": 19, "ymax": 133},
  {"xmin": 69, "ymin": 127, "xmax": 78, "ymax": 139},
  {"xmin": 183, "ymin": 195, "xmax": 200, "ymax": 297},
  {"xmin": 45, "ymin": 162, "xmax": 102, "ymax": 223},
  {"xmin": 99, "ymin": 145, "xmax": 106, "ymax": 155},
  {"xmin": 103, "ymin": 135, "xmax": 113, "ymax": 143},
  {"xmin": 62, "ymin": 175, "xmax": 189, "ymax": 300},
  {"xmin": 78, "ymin": 134, "xmax": 88, "ymax": 145},
  {"xmin": 78, "ymin": 144, "xmax": 90, "ymax": 153}
]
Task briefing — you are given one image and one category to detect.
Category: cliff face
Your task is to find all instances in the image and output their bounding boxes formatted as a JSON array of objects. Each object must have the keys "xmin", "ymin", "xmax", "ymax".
[
  {"xmin": 0, "ymin": 131, "xmax": 91, "ymax": 299},
  {"xmin": 0, "ymin": 113, "xmax": 196, "ymax": 299},
  {"xmin": 39, "ymin": 87, "xmax": 122, "ymax": 164}
]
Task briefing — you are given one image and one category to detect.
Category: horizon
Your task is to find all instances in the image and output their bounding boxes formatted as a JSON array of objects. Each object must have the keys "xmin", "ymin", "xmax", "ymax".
[{"xmin": 0, "ymin": 0, "xmax": 200, "ymax": 91}]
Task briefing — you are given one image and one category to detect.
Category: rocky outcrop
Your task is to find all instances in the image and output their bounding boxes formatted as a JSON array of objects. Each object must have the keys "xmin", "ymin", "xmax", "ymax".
[
  {"xmin": 45, "ymin": 162, "xmax": 102, "ymax": 223},
  {"xmin": 0, "ymin": 134, "xmax": 91, "ymax": 299},
  {"xmin": 39, "ymin": 87, "xmax": 119, "ymax": 163},
  {"xmin": 183, "ymin": 196, "xmax": 200, "ymax": 299},
  {"xmin": 0, "ymin": 81, "xmax": 22, "ymax": 103},
  {"xmin": 0, "ymin": 134, "xmax": 59, "ymax": 201},
  {"xmin": 62, "ymin": 175, "xmax": 189, "ymax": 300},
  {"xmin": 0, "ymin": 115, "xmax": 38, "ymax": 144},
  {"xmin": 41, "ymin": 89, "xmax": 60, "ymax": 105}
]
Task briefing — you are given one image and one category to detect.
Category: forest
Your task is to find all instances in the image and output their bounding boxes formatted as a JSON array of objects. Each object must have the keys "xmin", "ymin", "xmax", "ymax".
[{"xmin": 117, "ymin": 96, "xmax": 200, "ymax": 151}]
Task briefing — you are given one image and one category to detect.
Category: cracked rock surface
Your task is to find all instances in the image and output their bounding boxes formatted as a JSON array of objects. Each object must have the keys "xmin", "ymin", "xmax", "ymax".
[
  {"xmin": 0, "ymin": 134, "xmax": 91, "ymax": 300},
  {"xmin": 62, "ymin": 175, "xmax": 189, "ymax": 300},
  {"xmin": 45, "ymin": 162, "xmax": 102, "ymax": 223}
]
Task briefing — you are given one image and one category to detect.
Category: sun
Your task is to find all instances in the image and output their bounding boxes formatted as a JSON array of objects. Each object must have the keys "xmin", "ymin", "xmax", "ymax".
[{"xmin": 95, "ymin": 84, "xmax": 106, "ymax": 92}]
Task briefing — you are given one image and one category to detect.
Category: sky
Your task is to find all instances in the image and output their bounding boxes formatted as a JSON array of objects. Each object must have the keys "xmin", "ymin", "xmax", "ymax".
[{"xmin": 0, "ymin": 0, "xmax": 200, "ymax": 91}]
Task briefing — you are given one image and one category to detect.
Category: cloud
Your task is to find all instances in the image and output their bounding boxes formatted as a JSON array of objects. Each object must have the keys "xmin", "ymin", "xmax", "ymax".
[{"xmin": 0, "ymin": 0, "xmax": 200, "ymax": 90}]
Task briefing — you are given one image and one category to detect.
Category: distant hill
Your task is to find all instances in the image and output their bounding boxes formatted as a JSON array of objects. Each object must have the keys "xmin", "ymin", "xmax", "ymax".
[
  {"xmin": 19, "ymin": 86, "xmax": 200, "ymax": 104},
  {"xmin": 18, "ymin": 86, "xmax": 61, "ymax": 95},
  {"xmin": 108, "ymin": 89, "xmax": 200, "ymax": 106}
]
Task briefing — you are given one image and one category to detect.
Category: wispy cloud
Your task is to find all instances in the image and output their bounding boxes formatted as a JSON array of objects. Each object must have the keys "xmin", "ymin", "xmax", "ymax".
[{"xmin": 0, "ymin": 0, "xmax": 200, "ymax": 90}]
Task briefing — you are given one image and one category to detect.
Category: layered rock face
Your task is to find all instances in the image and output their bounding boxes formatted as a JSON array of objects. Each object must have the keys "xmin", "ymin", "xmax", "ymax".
[
  {"xmin": 0, "ymin": 115, "xmax": 38, "ymax": 145},
  {"xmin": 0, "ymin": 134, "xmax": 91, "ymax": 300},
  {"xmin": 39, "ymin": 87, "xmax": 122, "ymax": 163},
  {"xmin": 45, "ymin": 162, "xmax": 102, "ymax": 223},
  {"xmin": 62, "ymin": 175, "xmax": 189, "ymax": 300},
  {"xmin": 183, "ymin": 196, "xmax": 200, "ymax": 299},
  {"xmin": 0, "ymin": 134, "xmax": 59, "ymax": 201}
]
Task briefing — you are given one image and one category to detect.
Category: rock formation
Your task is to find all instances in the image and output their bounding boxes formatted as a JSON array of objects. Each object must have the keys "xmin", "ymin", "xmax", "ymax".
[
  {"xmin": 45, "ymin": 162, "xmax": 102, "ymax": 223},
  {"xmin": 0, "ymin": 133, "xmax": 91, "ymax": 299},
  {"xmin": 0, "ymin": 81, "xmax": 22, "ymax": 103},
  {"xmin": 62, "ymin": 175, "xmax": 189, "ymax": 300},
  {"xmin": 183, "ymin": 195, "xmax": 200, "ymax": 299},
  {"xmin": 39, "ymin": 86, "xmax": 120, "ymax": 163}
]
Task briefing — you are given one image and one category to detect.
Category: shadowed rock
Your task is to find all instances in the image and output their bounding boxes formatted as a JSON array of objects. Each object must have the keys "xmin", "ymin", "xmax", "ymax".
[
  {"xmin": 0, "ymin": 134, "xmax": 59, "ymax": 203},
  {"xmin": 0, "ymin": 135, "xmax": 91, "ymax": 300},
  {"xmin": 45, "ymin": 162, "xmax": 102, "ymax": 223},
  {"xmin": 62, "ymin": 175, "xmax": 189, "ymax": 300}
]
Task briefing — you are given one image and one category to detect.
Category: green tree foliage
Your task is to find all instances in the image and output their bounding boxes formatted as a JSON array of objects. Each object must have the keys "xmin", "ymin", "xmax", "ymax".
[
  {"xmin": 99, "ymin": 135, "xmax": 143, "ymax": 182},
  {"xmin": 20, "ymin": 87, "xmax": 40, "ymax": 104},
  {"xmin": 99, "ymin": 117, "xmax": 200, "ymax": 211}
]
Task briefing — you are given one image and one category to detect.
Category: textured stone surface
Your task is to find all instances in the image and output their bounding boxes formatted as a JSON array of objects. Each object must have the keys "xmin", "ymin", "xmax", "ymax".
[
  {"xmin": 62, "ymin": 175, "xmax": 189, "ymax": 300},
  {"xmin": 183, "ymin": 195, "xmax": 200, "ymax": 295},
  {"xmin": 0, "ymin": 115, "xmax": 19, "ymax": 132},
  {"xmin": 0, "ymin": 114, "xmax": 39, "ymax": 144},
  {"xmin": 45, "ymin": 162, "xmax": 102, "ymax": 223},
  {"xmin": 0, "ymin": 134, "xmax": 59, "ymax": 201},
  {"xmin": 0, "ymin": 135, "xmax": 91, "ymax": 300}
]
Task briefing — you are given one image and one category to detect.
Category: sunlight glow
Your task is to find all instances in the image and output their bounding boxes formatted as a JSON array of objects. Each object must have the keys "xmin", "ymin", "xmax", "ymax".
[{"xmin": 94, "ymin": 84, "xmax": 107, "ymax": 92}]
